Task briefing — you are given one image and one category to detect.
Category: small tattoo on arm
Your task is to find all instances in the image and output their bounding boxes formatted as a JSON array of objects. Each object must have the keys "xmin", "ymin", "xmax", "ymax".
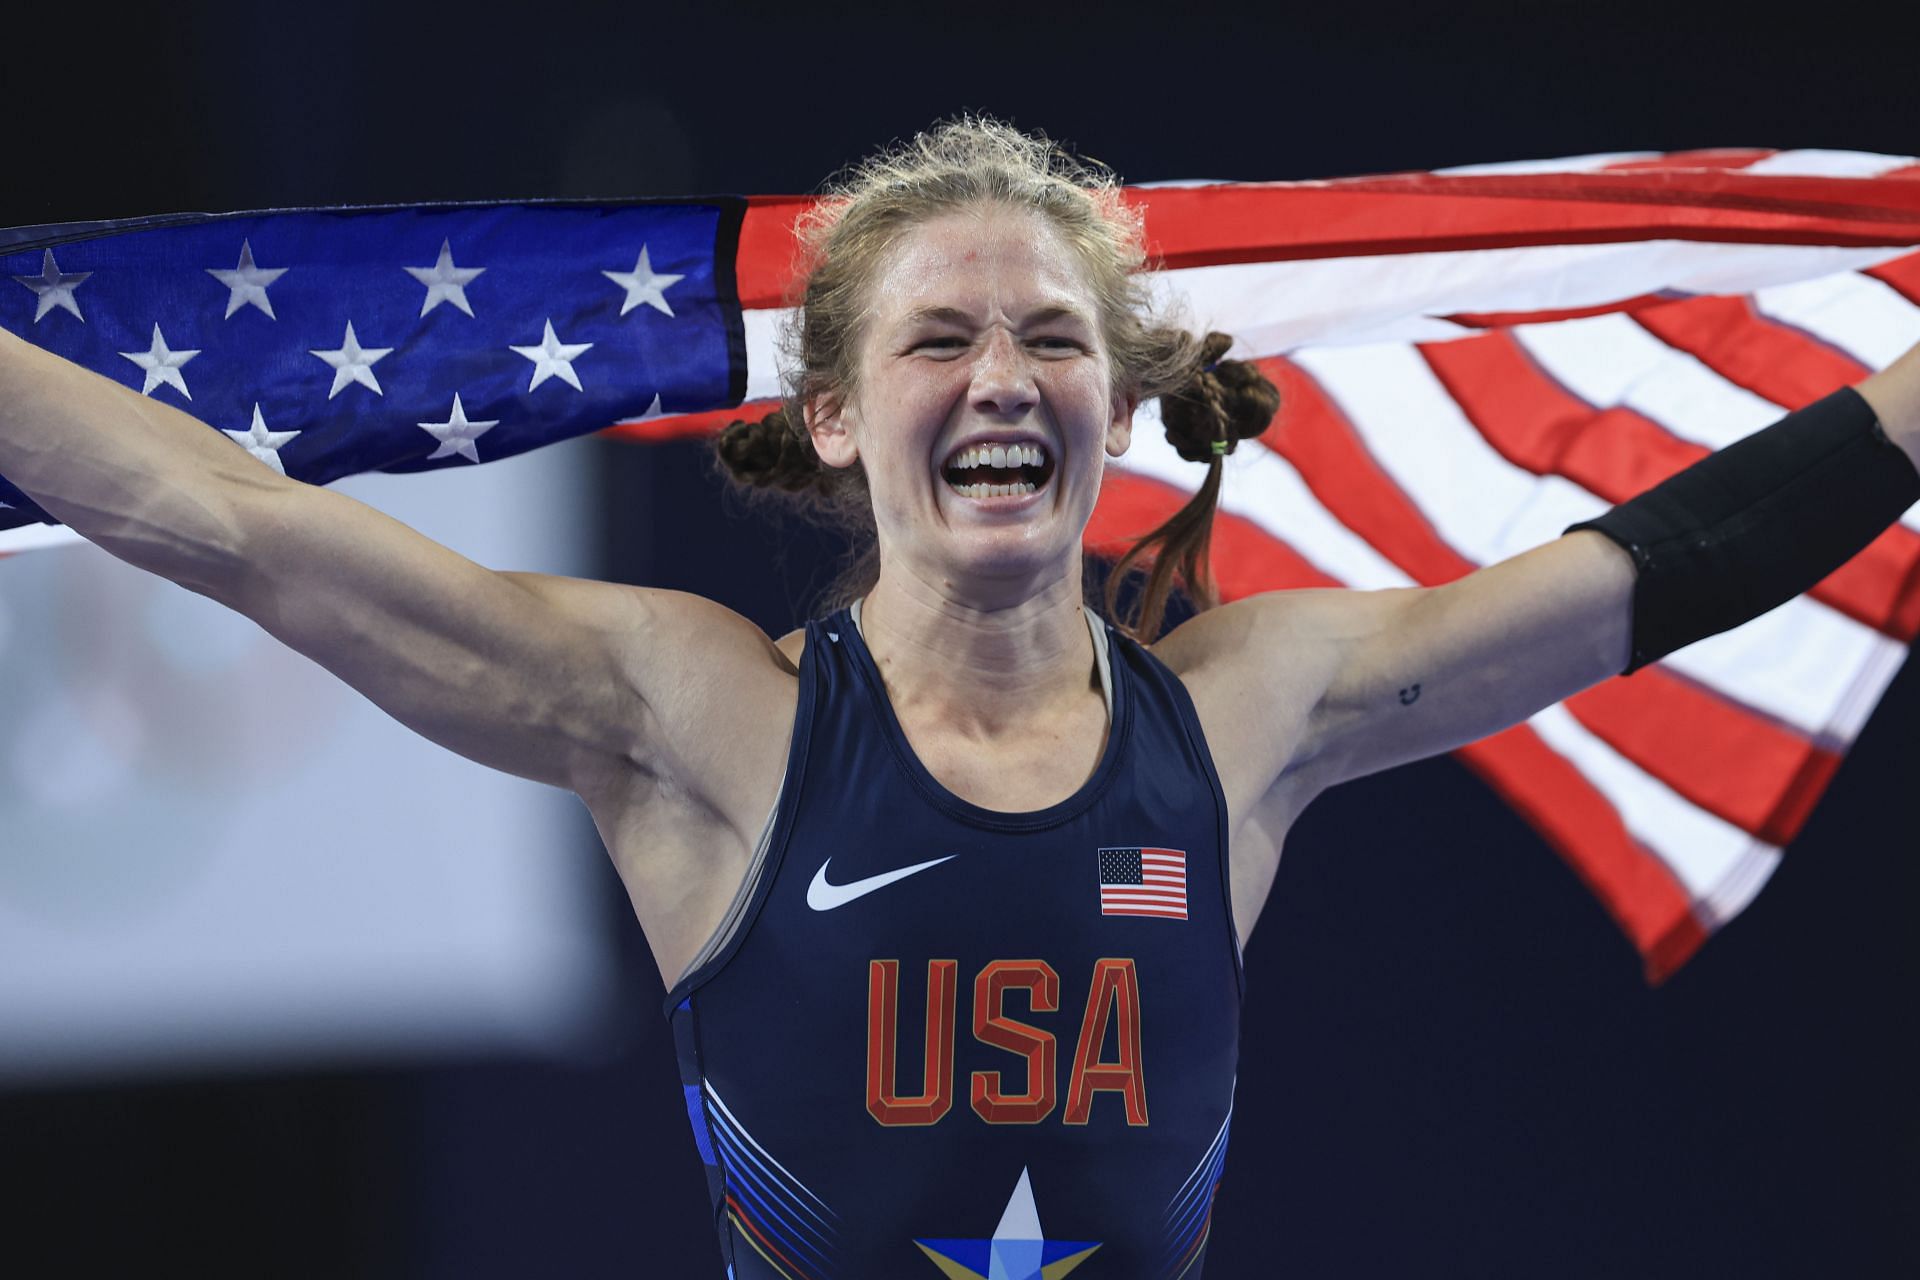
[{"xmin": 1398, "ymin": 683, "xmax": 1422, "ymax": 706}]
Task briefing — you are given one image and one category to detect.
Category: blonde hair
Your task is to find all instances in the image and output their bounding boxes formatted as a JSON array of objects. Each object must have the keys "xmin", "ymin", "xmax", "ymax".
[{"xmin": 716, "ymin": 115, "xmax": 1278, "ymax": 640}]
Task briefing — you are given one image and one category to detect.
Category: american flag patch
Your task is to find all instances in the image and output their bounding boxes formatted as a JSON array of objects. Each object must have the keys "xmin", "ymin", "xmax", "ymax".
[{"xmin": 1097, "ymin": 847, "xmax": 1188, "ymax": 920}]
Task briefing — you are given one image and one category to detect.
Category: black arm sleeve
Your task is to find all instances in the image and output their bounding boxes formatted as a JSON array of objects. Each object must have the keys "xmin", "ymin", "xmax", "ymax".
[{"xmin": 1563, "ymin": 386, "xmax": 1920, "ymax": 675}]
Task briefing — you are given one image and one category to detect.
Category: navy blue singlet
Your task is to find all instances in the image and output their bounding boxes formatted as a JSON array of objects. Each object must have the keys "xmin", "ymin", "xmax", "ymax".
[{"xmin": 666, "ymin": 605, "xmax": 1244, "ymax": 1280}]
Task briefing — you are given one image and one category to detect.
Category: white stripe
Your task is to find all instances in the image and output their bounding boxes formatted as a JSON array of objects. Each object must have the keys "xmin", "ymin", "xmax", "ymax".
[
  {"xmin": 1109, "ymin": 404, "xmax": 1412, "ymax": 591},
  {"xmin": 1430, "ymin": 152, "xmax": 1665, "ymax": 176},
  {"xmin": 1513, "ymin": 312, "xmax": 1792, "ymax": 442},
  {"xmin": 746, "ymin": 244, "xmax": 1917, "ymax": 383},
  {"xmin": 1742, "ymin": 149, "xmax": 1920, "ymax": 179},
  {"xmin": 704, "ymin": 1083, "xmax": 837, "ymax": 1218},
  {"xmin": 1753, "ymin": 270, "xmax": 1920, "ymax": 374},
  {"xmin": 1295, "ymin": 340, "xmax": 1901, "ymax": 739},
  {"xmin": 1150, "ymin": 242, "xmax": 1916, "ymax": 359},
  {"xmin": 0, "ymin": 523, "xmax": 87, "ymax": 554},
  {"xmin": 741, "ymin": 306, "xmax": 788, "ymax": 401},
  {"xmin": 1697, "ymin": 839, "xmax": 1783, "ymax": 931},
  {"xmin": 1526, "ymin": 703, "xmax": 1779, "ymax": 906},
  {"xmin": 1293, "ymin": 342, "xmax": 1610, "ymax": 562},
  {"xmin": 1655, "ymin": 614, "xmax": 1905, "ymax": 742},
  {"xmin": 1516, "ymin": 308, "xmax": 1920, "ymax": 535}
]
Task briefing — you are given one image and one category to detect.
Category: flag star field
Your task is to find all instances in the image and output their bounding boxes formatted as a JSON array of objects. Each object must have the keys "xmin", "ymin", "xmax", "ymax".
[{"xmin": 0, "ymin": 199, "xmax": 744, "ymax": 515}]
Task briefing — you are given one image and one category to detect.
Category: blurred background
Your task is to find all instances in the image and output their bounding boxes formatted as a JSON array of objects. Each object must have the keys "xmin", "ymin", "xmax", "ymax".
[{"xmin": 3, "ymin": 1, "xmax": 1918, "ymax": 1274}]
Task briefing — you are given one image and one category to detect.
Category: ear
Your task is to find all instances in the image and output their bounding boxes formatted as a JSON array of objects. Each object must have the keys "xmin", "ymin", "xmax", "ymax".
[
  {"xmin": 805, "ymin": 392, "xmax": 860, "ymax": 469},
  {"xmin": 1105, "ymin": 391, "xmax": 1139, "ymax": 458}
]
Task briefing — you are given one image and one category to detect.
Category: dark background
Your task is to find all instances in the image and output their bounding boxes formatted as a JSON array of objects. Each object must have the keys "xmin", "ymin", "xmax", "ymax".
[{"xmin": 5, "ymin": 2, "xmax": 1918, "ymax": 1275}]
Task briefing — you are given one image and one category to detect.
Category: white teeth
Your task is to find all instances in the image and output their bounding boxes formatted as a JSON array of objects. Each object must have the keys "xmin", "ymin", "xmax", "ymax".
[
  {"xmin": 945, "ymin": 442, "xmax": 1052, "ymax": 471},
  {"xmin": 947, "ymin": 479, "xmax": 1040, "ymax": 498}
]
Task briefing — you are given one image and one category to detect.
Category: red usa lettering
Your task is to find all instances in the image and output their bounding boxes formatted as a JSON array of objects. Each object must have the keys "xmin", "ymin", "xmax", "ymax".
[{"xmin": 865, "ymin": 958, "xmax": 1148, "ymax": 1128}]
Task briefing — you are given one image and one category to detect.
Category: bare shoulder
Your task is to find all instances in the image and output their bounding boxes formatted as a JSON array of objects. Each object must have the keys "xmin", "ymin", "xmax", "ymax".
[
  {"xmin": 536, "ymin": 580, "xmax": 799, "ymax": 831},
  {"xmin": 1151, "ymin": 588, "xmax": 1411, "ymax": 815},
  {"xmin": 774, "ymin": 626, "xmax": 807, "ymax": 669}
]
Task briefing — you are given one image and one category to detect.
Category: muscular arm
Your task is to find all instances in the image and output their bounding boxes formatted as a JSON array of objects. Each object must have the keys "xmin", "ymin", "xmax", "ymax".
[
  {"xmin": 1184, "ymin": 339, "xmax": 1920, "ymax": 820},
  {"xmin": 1170, "ymin": 531, "xmax": 1635, "ymax": 813},
  {"xmin": 0, "ymin": 328, "xmax": 646, "ymax": 793}
]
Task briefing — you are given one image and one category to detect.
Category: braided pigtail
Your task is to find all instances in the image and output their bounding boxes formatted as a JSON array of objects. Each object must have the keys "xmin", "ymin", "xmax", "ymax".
[
  {"xmin": 715, "ymin": 408, "xmax": 825, "ymax": 492},
  {"xmin": 1104, "ymin": 331, "xmax": 1281, "ymax": 642}
]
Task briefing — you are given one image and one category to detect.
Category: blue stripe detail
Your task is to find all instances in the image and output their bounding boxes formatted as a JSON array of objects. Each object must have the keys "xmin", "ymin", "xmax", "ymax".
[
  {"xmin": 705, "ymin": 1102, "xmax": 839, "ymax": 1237},
  {"xmin": 710, "ymin": 1124, "xmax": 835, "ymax": 1272},
  {"xmin": 1163, "ymin": 1114, "xmax": 1233, "ymax": 1272},
  {"xmin": 683, "ymin": 1085, "xmax": 716, "ymax": 1167}
]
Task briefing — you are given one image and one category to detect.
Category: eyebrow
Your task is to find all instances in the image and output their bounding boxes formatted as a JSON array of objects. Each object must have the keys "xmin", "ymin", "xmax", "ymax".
[{"xmin": 903, "ymin": 303, "xmax": 1094, "ymax": 328}]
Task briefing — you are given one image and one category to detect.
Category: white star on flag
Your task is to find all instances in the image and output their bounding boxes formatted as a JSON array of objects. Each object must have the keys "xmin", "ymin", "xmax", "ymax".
[
  {"xmin": 222, "ymin": 404, "xmax": 301, "ymax": 475},
  {"xmin": 603, "ymin": 245, "xmax": 683, "ymax": 317},
  {"xmin": 118, "ymin": 324, "xmax": 200, "ymax": 399},
  {"xmin": 309, "ymin": 320, "xmax": 393, "ymax": 399},
  {"xmin": 403, "ymin": 239, "xmax": 485, "ymax": 317},
  {"xmin": 509, "ymin": 319, "xmax": 593, "ymax": 391},
  {"xmin": 207, "ymin": 239, "xmax": 288, "ymax": 319},
  {"xmin": 12, "ymin": 250, "xmax": 92, "ymax": 324},
  {"xmin": 418, "ymin": 393, "xmax": 499, "ymax": 463}
]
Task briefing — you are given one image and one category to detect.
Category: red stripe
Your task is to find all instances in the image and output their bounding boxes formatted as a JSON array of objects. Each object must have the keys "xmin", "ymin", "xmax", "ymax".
[
  {"xmin": 1420, "ymin": 328, "xmax": 1920, "ymax": 642},
  {"xmin": 1444, "ymin": 291, "xmax": 1679, "ymax": 329},
  {"xmin": 1598, "ymin": 149, "xmax": 1776, "ymax": 173},
  {"xmin": 1878, "ymin": 164, "xmax": 1920, "ymax": 183},
  {"xmin": 1633, "ymin": 294, "xmax": 1870, "ymax": 405},
  {"xmin": 1455, "ymin": 725, "xmax": 1705, "ymax": 985},
  {"xmin": 1086, "ymin": 468, "xmax": 1345, "ymax": 593},
  {"xmin": 1124, "ymin": 172, "xmax": 1920, "ymax": 273},
  {"xmin": 726, "ymin": 171, "xmax": 1920, "ymax": 305},
  {"xmin": 600, "ymin": 398, "xmax": 782, "ymax": 445},
  {"xmin": 1256, "ymin": 355, "xmax": 1477, "ymax": 585},
  {"xmin": 724, "ymin": 1197, "xmax": 814, "ymax": 1280},
  {"xmin": 1863, "ymin": 249, "xmax": 1920, "ymax": 304},
  {"xmin": 1173, "ymin": 1196, "xmax": 1216, "ymax": 1279},
  {"xmin": 737, "ymin": 196, "xmax": 812, "ymax": 310}
]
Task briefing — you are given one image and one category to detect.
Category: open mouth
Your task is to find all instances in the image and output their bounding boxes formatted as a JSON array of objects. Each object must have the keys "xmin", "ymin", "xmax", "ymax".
[{"xmin": 940, "ymin": 441, "xmax": 1056, "ymax": 499}]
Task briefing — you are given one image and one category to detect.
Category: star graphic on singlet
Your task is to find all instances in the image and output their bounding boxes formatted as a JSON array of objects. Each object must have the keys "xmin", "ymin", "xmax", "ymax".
[{"xmin": 914, "ymin": 1167, "xmax": 1100, "ymax": 1280}]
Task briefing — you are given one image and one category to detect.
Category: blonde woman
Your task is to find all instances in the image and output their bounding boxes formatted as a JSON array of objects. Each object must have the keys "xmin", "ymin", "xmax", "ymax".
[{"xmin": 3, "ymin": 120, "xmax": 1916, "ymax": 1278}]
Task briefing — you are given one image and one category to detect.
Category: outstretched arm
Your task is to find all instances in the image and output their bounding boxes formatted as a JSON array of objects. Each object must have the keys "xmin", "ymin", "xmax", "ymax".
[
  {"xmin": 1859, "ymin": 339, "xmax": 1920, "ymax": 467},
  {"xmin": 1177, "ymin": 340, "xmax": 1920, "ymax": 814},
  {"xmin": 0, "ymin": 328, "xmax": 649, "ymax": 794}
]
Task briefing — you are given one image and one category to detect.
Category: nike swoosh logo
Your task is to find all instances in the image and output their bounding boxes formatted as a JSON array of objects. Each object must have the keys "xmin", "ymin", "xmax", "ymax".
[{"xmin": 806, "ymin": 855, "xmax": 957, "ymax": 911}]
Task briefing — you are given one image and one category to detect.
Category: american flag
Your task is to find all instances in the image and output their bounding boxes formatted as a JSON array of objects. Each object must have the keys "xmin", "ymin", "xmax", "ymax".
[
  {"xmin": 0, "ymin": 199, "xmax": 743, "ymax": 537},
  {"xmin": 1098, "ymin": 847, "xmax": 1190, "ymax": 920},
  {"xmin": 5, "ymin": 148, "xmax": 1919, "ymax": 980}
]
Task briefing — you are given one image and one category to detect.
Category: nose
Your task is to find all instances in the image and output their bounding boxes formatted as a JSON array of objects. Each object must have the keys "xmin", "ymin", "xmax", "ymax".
[{"xmin": 969, "ymin": 328, "xmax": 1037, "ymax": 418}]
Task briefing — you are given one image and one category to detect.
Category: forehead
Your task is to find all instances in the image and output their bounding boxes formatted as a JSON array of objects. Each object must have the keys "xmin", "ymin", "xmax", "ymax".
[{"xmin": 865, "ymin": 207, "xmax": 1098, "ymax": 326}]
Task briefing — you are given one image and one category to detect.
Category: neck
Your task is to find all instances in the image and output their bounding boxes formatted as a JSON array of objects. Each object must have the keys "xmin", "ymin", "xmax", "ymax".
[{"xmin": 858, "ymin": 560, "xmax": 1098, "ymax": 736}]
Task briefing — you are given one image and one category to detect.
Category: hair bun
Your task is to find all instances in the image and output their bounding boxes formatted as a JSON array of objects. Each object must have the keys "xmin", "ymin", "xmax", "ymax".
[
  {"xmin": 716, "ymin": 408, "xmax": 824, "ymax": 492},
  {"xmin": 1159, "ymin": 332, "xmax": 1282, "ymax": 464}
]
